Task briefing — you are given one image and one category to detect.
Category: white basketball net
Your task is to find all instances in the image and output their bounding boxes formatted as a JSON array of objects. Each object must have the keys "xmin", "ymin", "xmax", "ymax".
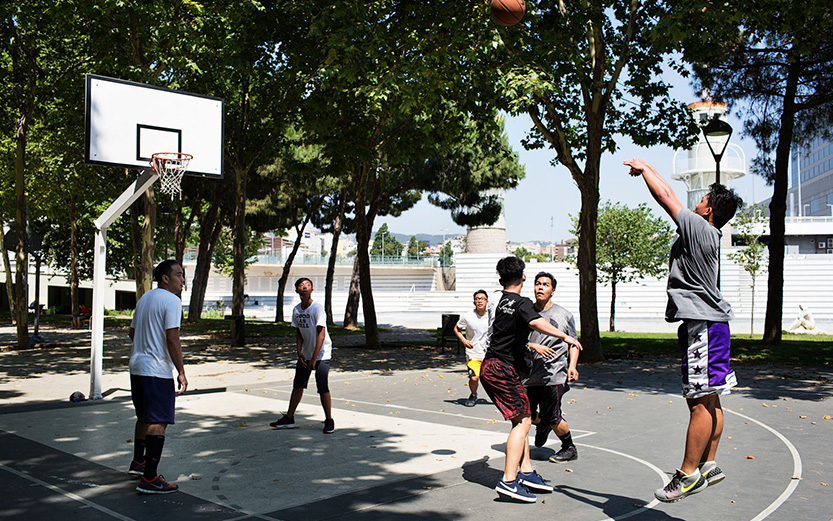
[{"xmin": 150, "ymin": 152, "xmax": 193, "ymax": 200}]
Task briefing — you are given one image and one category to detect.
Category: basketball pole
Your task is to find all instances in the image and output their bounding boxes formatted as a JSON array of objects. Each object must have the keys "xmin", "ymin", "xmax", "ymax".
[{"xmin": 90, "ymin": 169, "xmax": 159, "ymax": 400}]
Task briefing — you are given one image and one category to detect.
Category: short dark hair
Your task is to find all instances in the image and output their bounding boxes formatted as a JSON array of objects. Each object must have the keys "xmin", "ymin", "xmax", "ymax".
[
  {"xmin": 294, "ymin": 277, "xmax": 313, "ymax": 290},
  {"xmin": 707, "ymin": 183, "xmax": 744, "ymax": 228},
  {"xmin": 496, "ymin": 256, "xmax": 525, "ymax": 287},
  {"xmin": 534, "ymin": 272, "xmax": 557, "ymax": 290},
  {"xmin": 153, "ymin": 259, "xmax": 179, "ymax": 283},
  {"xmin": 473, "ymin": 289, "xmax": 488, "ymax": 300}
]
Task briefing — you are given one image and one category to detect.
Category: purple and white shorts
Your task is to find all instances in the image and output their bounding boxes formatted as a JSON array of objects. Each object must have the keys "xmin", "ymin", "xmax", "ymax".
[{"xmin": 678, "ymin": 320, "xmax": 737, "ymax": 399}]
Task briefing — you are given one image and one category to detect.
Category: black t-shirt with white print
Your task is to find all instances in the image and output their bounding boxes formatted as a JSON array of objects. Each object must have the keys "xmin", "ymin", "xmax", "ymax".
[{"xmin": 484, "ymin": 290, "xmax": 541, "ymax": 377}]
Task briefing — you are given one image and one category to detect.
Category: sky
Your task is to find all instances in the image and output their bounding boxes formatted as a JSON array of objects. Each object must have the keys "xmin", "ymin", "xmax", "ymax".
[{"xmin": 373, "ymin": 64, "xmax": 774, "ymax": 244}]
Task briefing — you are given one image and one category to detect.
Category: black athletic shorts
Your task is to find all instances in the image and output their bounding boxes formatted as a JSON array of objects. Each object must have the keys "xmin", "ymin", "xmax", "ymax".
[
  {"xmin": 293, "ymin": 359, "xmax": 331, "ymax": 394},
  {"xmin": 131, "ymin": 374, "xmax": 176, "ymax": 424},
  {"xmin": 527, "ymin": 383, "xmax": 569, "ymax": 428}
]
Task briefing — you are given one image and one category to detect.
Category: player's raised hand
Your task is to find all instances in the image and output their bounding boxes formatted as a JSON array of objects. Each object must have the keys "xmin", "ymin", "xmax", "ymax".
[{"xmin": 623, "ymin": 158, "xmax": 653, "ymax": 177}]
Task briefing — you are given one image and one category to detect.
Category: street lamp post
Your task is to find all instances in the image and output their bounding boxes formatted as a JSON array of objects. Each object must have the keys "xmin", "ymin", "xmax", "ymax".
[
  {"xmin": 380, "ymin": 230, "xmax": 387, "ymax": 263},
  {"xmin": 702, "ymin": 116, "xmax": 733, "ymax": 289}
]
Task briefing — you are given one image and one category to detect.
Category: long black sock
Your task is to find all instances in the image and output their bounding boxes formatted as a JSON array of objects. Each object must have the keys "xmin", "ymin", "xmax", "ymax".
[
  {"xmin": 557, "ymin": 431, "xmax": 574, "ymax": 449},
  {"xmin": 133, "ymin": 437, "xmax": 146, "ymax": 463},
  {"xmin": 143, "ymin": 435, "xmax": 165, "ymax": 480}
]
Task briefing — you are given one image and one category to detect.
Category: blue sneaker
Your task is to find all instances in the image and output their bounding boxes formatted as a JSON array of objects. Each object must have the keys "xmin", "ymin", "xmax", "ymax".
[
  {"xmin": 518, "ymin": 470, "xmax": 553, "ymax": 492},
  {"xmin": 495, "ymin": 479, "xmax": 536, "ymax": 503}
]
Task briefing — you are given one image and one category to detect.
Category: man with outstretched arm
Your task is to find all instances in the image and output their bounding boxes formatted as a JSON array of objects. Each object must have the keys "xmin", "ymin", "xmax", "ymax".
[{"xmin": 625, "ymin": 158, "xmax": 742, "ymax": 503}]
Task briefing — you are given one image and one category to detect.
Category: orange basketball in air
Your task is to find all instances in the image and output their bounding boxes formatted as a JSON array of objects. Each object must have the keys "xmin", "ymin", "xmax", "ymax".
[{"xmin": 491, "ymin": 0, "xmax": 525, "ymax": 27}]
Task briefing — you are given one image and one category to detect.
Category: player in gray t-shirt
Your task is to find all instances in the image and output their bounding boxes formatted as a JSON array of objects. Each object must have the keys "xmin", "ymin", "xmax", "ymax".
[
  {"xmin": 525, "ymin": 272, "xmax": 580, "ymax": 464},
  {"xmin": 627, "ymin": 158, "xmax": 742, "ymax": 503}
]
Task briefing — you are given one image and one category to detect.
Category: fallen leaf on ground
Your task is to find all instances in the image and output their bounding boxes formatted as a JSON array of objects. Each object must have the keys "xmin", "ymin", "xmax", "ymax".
[
  {"xmin": 565, "ymin": 468, "xmax": 573, "ymax": 472},
  {"xmin": 822, "ymin": 482, "xmax": 829, "ymax": 486},
  {"xmin": 746, "ymin": 455, "xmax": 755, "ymax": 459},
  {"xmin": 799, "ymin": 415, "xmax": 807, "ymax": 419},
  {"xmin": 792, "ymin": 476, "xmax": 802, "ymax": 480}
]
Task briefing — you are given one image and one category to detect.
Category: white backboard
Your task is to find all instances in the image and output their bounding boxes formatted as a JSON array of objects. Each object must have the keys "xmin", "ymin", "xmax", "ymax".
[{"xmin": 85, "ymin": 74, "xmax": 224, "ymax": 178}]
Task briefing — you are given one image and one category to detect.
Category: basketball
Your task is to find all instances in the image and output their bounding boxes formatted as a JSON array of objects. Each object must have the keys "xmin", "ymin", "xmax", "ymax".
[{"xmin": 491, "ymin": 0, "xmax": 525, "ymax": 27}]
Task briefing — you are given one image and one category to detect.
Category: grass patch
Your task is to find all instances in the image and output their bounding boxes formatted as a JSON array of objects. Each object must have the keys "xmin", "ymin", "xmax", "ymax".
[{"xmin": 600, "ymin": 331, "xmax": 833, "ymax": 366}]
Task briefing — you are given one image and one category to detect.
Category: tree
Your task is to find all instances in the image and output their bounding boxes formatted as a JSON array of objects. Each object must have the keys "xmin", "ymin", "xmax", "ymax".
[
  {"xmin": 407, "ymin": 236, "xmax": 428, "ymax": 257},
  {"xmin": 572, "ymin": 202, "xmax": 673, "ymax": 332},
  {"xmin": 439, "ymin": 242, "xmax": 455, "ymax": 267},
  {"xmin": 728, "ymin": 203, "xmax": 768, "ymax": 337},
  {"xmin": 300, "ymin": 1, "xmax": 518, "ymax": 347},
  {"xmin": 0, "ymin": 1, "xmax": 94, "ymax": 347},
  {"xmin": 498, "ymin": 1, "xmax": 698, "ymax": 361},
  {"xmin": 513, "ymin": 246, "xmax": 534, "ymax": 262},
  {"xmin": 668, "ymin": 0, "xmax": 833, "ymax": 344},
  {"xmin": 371, "ymin": 224, "xmax": 403, "ymax": 259}
]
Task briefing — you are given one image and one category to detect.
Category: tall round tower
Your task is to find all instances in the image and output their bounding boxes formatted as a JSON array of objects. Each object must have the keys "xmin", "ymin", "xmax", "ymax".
[
  {"xmin": 466, "ymin": 188, "xmax": 508, "ymax": 253},
  {"xmin": 672, "ymin": 101, "xmax": 746, "ymax": 210}
]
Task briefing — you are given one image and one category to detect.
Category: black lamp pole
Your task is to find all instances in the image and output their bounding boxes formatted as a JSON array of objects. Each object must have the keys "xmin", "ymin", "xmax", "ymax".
[{"xmin": 702, "ymin": 116, "xmax": 733, "ymax": 289}]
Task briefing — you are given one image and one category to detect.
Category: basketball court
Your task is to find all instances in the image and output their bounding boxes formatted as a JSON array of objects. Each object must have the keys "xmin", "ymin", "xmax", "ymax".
[{"xmin": 1, "ymin": 352, "xmax": 829, "ymax": 521}]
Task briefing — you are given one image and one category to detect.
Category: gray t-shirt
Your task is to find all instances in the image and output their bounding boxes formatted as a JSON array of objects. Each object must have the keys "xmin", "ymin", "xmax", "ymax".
[
  {"xmin": 666, "ymin": 208, "xmax": 734, "ymax": 322},
  {"xmin": 525, "ymin": 303, "xmax": 577, "ymax": 387}
]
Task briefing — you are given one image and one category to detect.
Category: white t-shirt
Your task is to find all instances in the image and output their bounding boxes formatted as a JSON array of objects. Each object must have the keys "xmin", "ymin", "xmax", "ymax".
[
  {"xmin": 129, "ymin": 288, "xmax": 182, "ymax": 379},
  {"xmin": 291, "ymin": 301, "xmax": 332, "ymax": 361},
  {"xmin": 457, "ymin": 309, "xmax": 489, "ymax": 361}
]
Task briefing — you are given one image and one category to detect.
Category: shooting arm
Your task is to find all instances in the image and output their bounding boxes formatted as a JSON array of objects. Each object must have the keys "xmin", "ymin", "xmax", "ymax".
[{"xmin": 624, "ymin": 159, "xmax": 683, "ymax": 220}]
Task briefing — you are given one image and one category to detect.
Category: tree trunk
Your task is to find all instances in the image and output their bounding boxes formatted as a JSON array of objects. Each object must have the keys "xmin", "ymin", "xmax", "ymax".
[
  {"xmin": 274, "ymin": 215, "xmax": 310, "ymax": 323},
  {"xmin": 131, "ymin": 188, "xmax": 156, "ymax": 300},
  {"xmin": 187, "ymin": 198, "xmax": 222, "ymax": 323},
  {"xmin": 343, "ymin": 256, "xmax": 361, "ymax": 329},
  {"xmin": 576, "ymin": 163, "xmax": 603, "ymax": 362},
  {"xmin": 69, "ymin": 196, "xmax": 80, "ymax": 316},
  {"xmin": 13, "ymin": 115, "xmax": 30, "ymax": 349},
  {"xmin": 750, "ymin": 276, "xmax": 756, "ymax": 337},
  {"xmin": 763, "ymin": 62, "xmax": 799, "ymax": 345},
  {"xmin": 325, "ymin": 189, "xmax": 347, "ymax": 326},
  {"xmin": 0, "ymin": 215, "xmax": 16, "ymax": 321},
  {"xmin": 231, "ymin": 165, "xmax": 248, "ymax": 319},
  {"xmin": 173, "ymin": 196, "xmax": 195, "ymax": 267},
  {"xmin": 609, "ymin": 280, "xmax": 616, "ymax": 333},
  {"xmin": 354, "ymin": 200, "xmax": 380, "ymax": 348}
]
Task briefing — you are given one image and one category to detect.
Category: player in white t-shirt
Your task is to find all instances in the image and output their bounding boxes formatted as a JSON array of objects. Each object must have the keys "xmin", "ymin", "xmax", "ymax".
[
  {"xmin": 270, "ymin": 278, "xmax": 335, "ymax": 433},
  {"xmin": 128, "ymin": 259, "xmax": 187, "ymax": 494},
  {"xmin": 454, "ymin": 290, "xmax": 490, "ymax": 407}
]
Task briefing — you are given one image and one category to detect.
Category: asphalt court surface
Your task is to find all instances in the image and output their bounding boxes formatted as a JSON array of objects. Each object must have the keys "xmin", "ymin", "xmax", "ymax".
[{"xmin": 1, "ymin": 358, "xmax": 831, "ymax": 520}]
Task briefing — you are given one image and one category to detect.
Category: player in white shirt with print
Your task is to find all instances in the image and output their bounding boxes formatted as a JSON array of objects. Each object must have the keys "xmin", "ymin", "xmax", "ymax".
[{"xmin": 270, "ymin": 278, "xmax": 335, "ymax": 434}]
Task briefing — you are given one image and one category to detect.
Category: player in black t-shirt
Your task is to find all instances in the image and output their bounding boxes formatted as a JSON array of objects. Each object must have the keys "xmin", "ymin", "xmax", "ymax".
[{"xmin": 480, "ymin": 256, "xmax": 582, "ymax": 503}]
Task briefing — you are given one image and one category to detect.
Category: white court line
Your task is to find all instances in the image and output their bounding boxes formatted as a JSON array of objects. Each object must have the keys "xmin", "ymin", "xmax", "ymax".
[
  {"xmin": 0, "ymin": 462, "xmax": 137, "ymax": 521},
  {"xmin": 575, "ymin": 443, "xmax": 664, "ymax": 521},
  {"xmin": 724, "ymin": 408, "xmax": 803, "ymax": 521}
]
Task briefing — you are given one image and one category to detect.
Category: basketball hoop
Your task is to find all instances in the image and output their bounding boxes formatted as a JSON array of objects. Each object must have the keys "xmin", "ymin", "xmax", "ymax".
[{"xmin": 150, "ymin": 152, "xmax": 193, "ymax": 200}]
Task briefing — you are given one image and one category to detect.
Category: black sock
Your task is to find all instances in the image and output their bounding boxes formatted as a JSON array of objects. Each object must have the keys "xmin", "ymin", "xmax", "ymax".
[
  {"xmin": 133, "ymin": 437, "xmax": 146, "ymax": 463},
  {"xmin": 143, "ymin": 435, "xmax": 165, "ymax": 480},
  {"xmin": 557, "ymin": 431, "xmax": 573, "ymax": 449}
]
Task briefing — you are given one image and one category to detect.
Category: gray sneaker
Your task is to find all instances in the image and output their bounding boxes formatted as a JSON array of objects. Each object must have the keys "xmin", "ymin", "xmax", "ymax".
[
  {"xmin": 699, "ymin": 461, "xmax": 725, "ymax": 486},
  {"xmin": 465, "ymin": 393, "xmax": 477, "ymax": 407},
  {"xmin": 655, "ymin": 469, "xmax": 707, "ymax": 502}
]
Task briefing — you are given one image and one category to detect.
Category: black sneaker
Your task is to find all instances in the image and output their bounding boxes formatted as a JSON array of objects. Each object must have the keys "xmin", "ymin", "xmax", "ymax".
[
  {"xmin": 128, "ymin": 459, "xmax": 145, "ymax": 476},
  {"xmin": 549, "ymin": 445, "xmax": 578, "ymax": 463},
  {"xmin": 534, "ymin": 424, "xmax": 551, "ymax": 448},
  {"xmin": 465, "ymin": 393, "xmax": 477, "ymax": 407},
  {"xmin": 323, "ymin": 418, "xmax": 335, "ymax": 434},
  {"xmin": 136, "ymin": 474, "xmax": 178, "ymax": 494},
  {"xmin": 269, "ymin": 415, "xmax": 296, "ymax": 429}
]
